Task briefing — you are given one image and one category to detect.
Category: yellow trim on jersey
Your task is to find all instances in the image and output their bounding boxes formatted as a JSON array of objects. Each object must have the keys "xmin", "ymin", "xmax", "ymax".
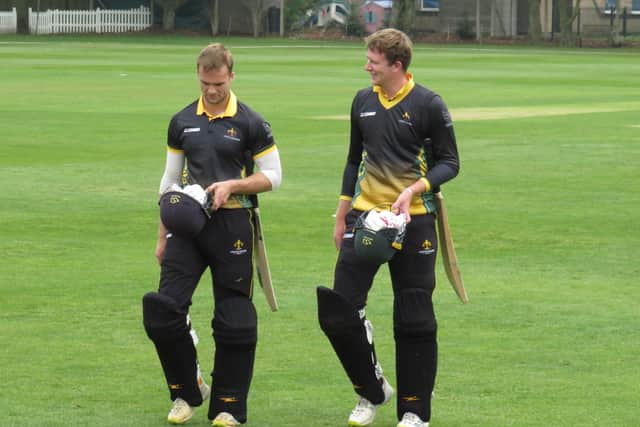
[
  {"xmin": 420, "ymin": 177, "xmax": 431, "ymax": 192},
  {"xmin": 167, "ymin": 146, "xmax": 184, "ymax": 154},
  {"xmin": 372, "ymin": 73, "xmax": 415, "ymax": 110},
  {"xmin": 253, "ymin": 144, "xmax": 277, "ymax": 160},
  {"xmin": 196, "ymin": 91, "xmax": 238, "ymax": 120},
  {"xmin": 339, "ymin": 195, "xmax": 353, "ymax": 202}
]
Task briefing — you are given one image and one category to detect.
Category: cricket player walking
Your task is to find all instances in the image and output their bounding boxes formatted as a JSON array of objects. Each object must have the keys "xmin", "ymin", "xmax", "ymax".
[
  {"xmin": 318, "ymin": 29, "xmax": 460, "ymax": 427},
  {"xmin": 142, "ymin": 43, "xmax": 282, "ymax": 426}
]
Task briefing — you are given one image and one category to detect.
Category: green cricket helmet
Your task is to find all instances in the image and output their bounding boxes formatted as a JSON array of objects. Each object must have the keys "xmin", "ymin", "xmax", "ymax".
[{"xmin": 353, "ymin": 208, "xmax": 406, "ymax": 264}]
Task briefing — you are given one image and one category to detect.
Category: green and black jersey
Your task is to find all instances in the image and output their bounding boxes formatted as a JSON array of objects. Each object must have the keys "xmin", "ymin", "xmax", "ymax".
[
  {"xmin": 340, "ymin": 75, "xmax": 459, "ymax": 214},
  {"xmin": 167, "ymin": 92, "xmax": 276, "ymax": 209}
]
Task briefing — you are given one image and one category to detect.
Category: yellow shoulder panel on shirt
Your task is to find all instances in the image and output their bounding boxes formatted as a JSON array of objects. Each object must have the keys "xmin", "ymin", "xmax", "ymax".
[{"xmin": 253, "ymin": 145, "xmax": 277, "ymax": 159}]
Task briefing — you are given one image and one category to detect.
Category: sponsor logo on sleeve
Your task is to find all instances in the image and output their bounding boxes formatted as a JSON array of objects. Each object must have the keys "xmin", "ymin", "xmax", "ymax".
[
  {"xmin": 442, "ymin": 109, "xmax": 453, "ymax": 127},
  {"xmin": 360, "ymin": 111, "xmax": 376, "ymax": 118}
]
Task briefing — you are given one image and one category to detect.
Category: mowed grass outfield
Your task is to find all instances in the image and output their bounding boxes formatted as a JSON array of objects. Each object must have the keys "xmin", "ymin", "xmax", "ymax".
[{"xmin": 1, "ymin": 35, "xmax": 639, "ymax": 427}]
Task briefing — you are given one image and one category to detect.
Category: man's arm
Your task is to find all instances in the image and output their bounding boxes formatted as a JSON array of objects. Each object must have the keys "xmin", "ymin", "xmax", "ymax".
[
  {"xmin": 391, "ymin": 180, "xmax": 427, "ymax": 223},
  {"xmin": 424, "ymin": 96, "xmax": 460, "ymax": 189},
  {"xmin": 155, "ymin": 221, "xmax": 168, "ymax": 265},
  {"xmin": 156, "ymin": 148, "xmax": 184, "ymax": 264},
  {"xmin": 207, "ymin": 172, "xmax": 272, "ymax": 210},
  {"xmin": 206, "ymin": 147, "xmax": 282, "ymax": 210},
  {"xmin": 334, "ymin": 95, "xmax": 364, "ymax": 248},
  {"xmin": 333, "ymin": 198, "xmax": 352, "ymax": 249}
]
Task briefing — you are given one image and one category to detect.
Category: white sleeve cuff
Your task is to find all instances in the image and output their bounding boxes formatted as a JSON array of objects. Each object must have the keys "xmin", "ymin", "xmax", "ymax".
[{"xmin": 255, "ymin": 148, "xmax": 282, "ymax": 190}]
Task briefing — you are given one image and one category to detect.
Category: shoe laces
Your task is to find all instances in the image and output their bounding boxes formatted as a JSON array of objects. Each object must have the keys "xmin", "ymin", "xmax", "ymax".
[
  {"xmin": 170, "ymin": 398, "xmax": 190, "ymax": 415},
  {"xmin": 213, "ymin": 412, "xmax": 239, "ymax": 426},
  {"xmin": 401, "ymin": 412, "xmax": 424, "ymax": 427},
  {"xmin": 352, "ymin": 397, "xmax": 375, "ymax": 416}
]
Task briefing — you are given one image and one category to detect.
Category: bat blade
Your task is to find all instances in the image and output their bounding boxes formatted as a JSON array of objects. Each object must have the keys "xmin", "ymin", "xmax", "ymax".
[
  {"xmin": 252, "ymin": 207, "xmax": 278, "ymax": 312},
  {"xmin": 435, "ymin": 192, "xmax": 468, "ymax": 304}
]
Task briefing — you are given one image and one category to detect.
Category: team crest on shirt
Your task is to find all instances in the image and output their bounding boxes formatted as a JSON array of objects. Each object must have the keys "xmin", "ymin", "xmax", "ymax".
[
  {"xmin": 442, "ymin": 109, "xmax": 453, "ymax": 127},
  {"xmin": 224, "ymin": 127, "xmax": 241, "ymax": 142},
  {"xmin": 230, "ymin": 239, "xmax": 248, "ymax": 255},
  {"xmin": 262, "ymin": 122, "xmax": 273, "ymax": 138},
  {"xmin": 398, "ymin": 111, "xmax": 413, "ymax": 126},
  {"xmin": 419, "ymin": 239, "xmax": 435, "ymax": 255}
]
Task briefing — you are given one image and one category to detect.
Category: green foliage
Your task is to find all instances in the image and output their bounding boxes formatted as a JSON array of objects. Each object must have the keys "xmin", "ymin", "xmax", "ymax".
[
  {"xmin": 344, "ymin": 1, "xmax": 366, "ymax": 37},
  {"xmin": 1, "ymin": 35, "xmax": 639, "ymax": 426},
  {"xmin": 390, "ymin": 0, "xmax": 414, "ymax": 34},
  {"xmin": 456, "ymin": 13, "xmax": 475, "ymax": 40},
  {"xmin": 284, "ymin": 0, "xmax": 322, "ymax": 33}
]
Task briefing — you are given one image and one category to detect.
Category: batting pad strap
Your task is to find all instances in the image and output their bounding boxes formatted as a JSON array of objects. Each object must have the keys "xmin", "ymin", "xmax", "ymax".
[
  {"xmin": 142, "ymin": 292, "xmax": 189, "ymax": 343},
  {"xmin": 393, "ymin": 288, "xmax": 437, "ymax": 336},
  {"xmin": 212, "ymin": 297, "xmax": 257, "ymax": 347},
  {"xmin": 316, "ymin": 286, "xmax": 361, "ymax": 335}
]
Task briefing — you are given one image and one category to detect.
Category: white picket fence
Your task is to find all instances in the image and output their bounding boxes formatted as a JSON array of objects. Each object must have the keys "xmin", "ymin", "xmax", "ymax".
[
  {"xmin": 0, "ymin": 7, "xmax": 17, "ymax": 34},
  {"xmin": 28, "ymin": 6, "xmax": 152, "ymax": 35}
]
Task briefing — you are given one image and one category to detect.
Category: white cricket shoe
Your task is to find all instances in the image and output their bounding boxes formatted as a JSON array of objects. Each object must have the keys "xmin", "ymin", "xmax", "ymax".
[
  {"xmin": 397, "ymin": 412, "xmax": 429, "ymax": 427},
  {"xmin": 211, "ymin": 411, "xmax": 241, "ymax": 426},
  {"xmin": 166, "ymin": 376, "xmax": 210, "ymax": 424},
  {"xmin": 347, "ymin": 376, "xmax": 394, "ymax": 426},
  {"xmin": 167, "ymin": 398, "xmax": 194, "ymax": 424}
]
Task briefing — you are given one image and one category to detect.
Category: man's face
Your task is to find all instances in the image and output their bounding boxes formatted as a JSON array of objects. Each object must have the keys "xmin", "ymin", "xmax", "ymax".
[
  {"xmin": 198, "ymin": 65, "xmax": 234, "ymax": 108},
  {"xmin": 364, "ymin": 48, "xmax": 397, "ymax": 87}
]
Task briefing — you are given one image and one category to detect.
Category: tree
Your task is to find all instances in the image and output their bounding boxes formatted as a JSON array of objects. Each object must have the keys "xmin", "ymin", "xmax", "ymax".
[
  {"xmin": 243, "ymin": 0, "xmax": 267, "ymax": 37},
  {"xmin": 528, "ymin": 0, "xmax": 543, "ymax": 42},
  {"xmin": 283, "ymin": 0, "xmax": 322, "ymax": 33},
  {"xmin": 582, "ymin": 0, "xmax": 622, "ymax": 45},
  {"xmin": 390, "ymin": 0, "xmax": 414, "ymax": 34},
  {"xmin": 558, "ymin": 0, "xmax": 582, "ymax": 45},
  {"xmin": 153, "ymin": 0, "xmax": 189, "ymax": 31},
  {"xmin": 207, "ymin": 0, "xmax": 219, "ymax": 35},
  {"xmin": 15, "ymin": 0, "xmax": 28, "ymax": 34},
  {"xmin": 345, "ymin": 0, "xmax": 365, "ymax": 37}
]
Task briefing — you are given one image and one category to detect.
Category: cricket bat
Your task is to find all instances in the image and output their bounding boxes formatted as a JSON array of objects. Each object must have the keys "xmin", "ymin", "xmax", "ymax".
[
  {"xmin": 252, "ymin": 207, "xmax": 278, "ymax": 312},
  {"xmin": 434, "ymin": 192, "xmax": 468, "ymax": 304}
]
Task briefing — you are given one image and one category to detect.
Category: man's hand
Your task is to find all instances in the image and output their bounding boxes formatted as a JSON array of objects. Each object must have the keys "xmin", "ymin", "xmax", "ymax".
[
  {"xmin": 155, "ymin": 236, "xmax": 167, "ymax": 265},
  {"xmin": 333, "ymin": 199, "xmax": 351, "ymax": 250},
  {"xmin": 206, "ymin": 180, "xmax": 235, "ymax": 211},
  {"xmin": 391, "ymin": 188, "xmax": 414, "ymax": 223},
  {"xmin": 206, "ymin": 174, "xmax": 273, "ymax": 211},
  {"xmin": 155, "ymin": 222, "xmax": 168, "ymax": 265},
  {"xmin": 334, "ymin": 220, "xmax": 346, "ymax": 250}
]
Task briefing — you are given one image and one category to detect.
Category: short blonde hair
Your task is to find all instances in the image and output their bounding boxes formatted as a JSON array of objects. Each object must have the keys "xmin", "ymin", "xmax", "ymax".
[
  {"xmin": 197, "ymin": 43, "xmax": 234, "ymax": 72},
  {"xmin": 365, "ymin": 28, "xmax": 412, "ymax": 71}
]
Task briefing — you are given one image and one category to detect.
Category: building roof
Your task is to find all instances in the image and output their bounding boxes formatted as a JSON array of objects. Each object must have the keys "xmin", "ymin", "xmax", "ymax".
[{"xmin": 364, "ymin": 0, "xmax": 393, "ymax": 8}]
